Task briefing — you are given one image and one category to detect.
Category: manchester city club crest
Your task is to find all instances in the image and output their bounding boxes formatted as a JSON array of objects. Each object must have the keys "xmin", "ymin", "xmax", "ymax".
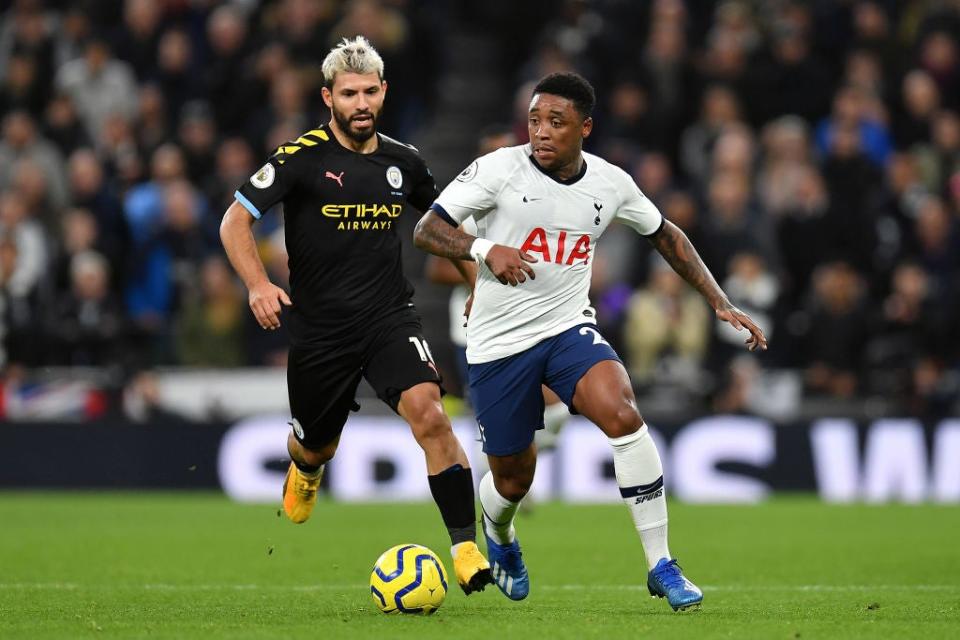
[
  {"xmin": 250, "ymin": 163, "xmax": 275, "ymax": 188},
  {"xmin": 386, "ymin": 165, "xmax": 403, "ymax": 189}
]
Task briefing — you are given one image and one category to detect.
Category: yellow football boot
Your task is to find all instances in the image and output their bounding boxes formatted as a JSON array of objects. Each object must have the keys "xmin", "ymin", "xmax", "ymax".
[
  {"xmin": 452, "ymin": 541, "xmax": 494, "ymax": 594},
  {"xmin": 281, "ymin": 461, "xmax": 322, "ymax": 524}
]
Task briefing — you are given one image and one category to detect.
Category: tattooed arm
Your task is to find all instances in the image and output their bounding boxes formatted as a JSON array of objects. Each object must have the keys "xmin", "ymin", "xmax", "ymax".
[
  {"xmin": 414, "ymin": 210, "xmax": 538, "ymax": 286},
  {"xmin": 647, "ymin": 219, "xmax": 768, "ymax": 351},
  {"xmin": 413, "ymin": 210, "xmax": 476, "ymax": 260}
]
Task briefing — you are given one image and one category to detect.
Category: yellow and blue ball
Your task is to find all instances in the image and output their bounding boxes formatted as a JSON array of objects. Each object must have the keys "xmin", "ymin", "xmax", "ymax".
[{"xmin": 370, "ymin": 544, "xmax": 448, "ymax": 615}]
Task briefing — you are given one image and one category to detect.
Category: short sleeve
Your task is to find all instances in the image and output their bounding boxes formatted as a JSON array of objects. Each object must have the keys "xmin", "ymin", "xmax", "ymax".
[
  {"xmin": 407, "ymin": 156, "xmax": 440, "ymax": 213},
  {"xmin": 234, "ymin": 151, "xmax": 300, "ymax": 220},
  {"xmin": 612, "ymin": 169, "xmax": 664, "ymax": 236},
  {"xmin": 432, "ymin": 148, "xmax": 511, "ymax": 224},
  {"xmin": 460, "ymin": 216, "xmax": 478, "ymax": 236}
]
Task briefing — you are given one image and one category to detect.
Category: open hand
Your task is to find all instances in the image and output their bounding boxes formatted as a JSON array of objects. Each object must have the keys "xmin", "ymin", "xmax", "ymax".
[{"xmin": 716, "ymin": 304, "xmax": 768, "ymax": 352}]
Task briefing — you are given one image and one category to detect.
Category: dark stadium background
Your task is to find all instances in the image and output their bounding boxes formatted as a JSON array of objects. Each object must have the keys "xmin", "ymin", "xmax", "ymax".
[{"xmin": 0, "ymin": 0, "xmax": 957, "ymax": 504}]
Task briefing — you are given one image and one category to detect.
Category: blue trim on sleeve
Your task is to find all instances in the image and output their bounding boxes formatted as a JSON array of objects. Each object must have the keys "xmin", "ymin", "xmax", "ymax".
[
  {"xmin": 429, "ymin": 203, "xmax": 458, "ymax": 227},
  {"xmin": 234, "ymin": 190, "xmax": 262, "ymax": 219}
]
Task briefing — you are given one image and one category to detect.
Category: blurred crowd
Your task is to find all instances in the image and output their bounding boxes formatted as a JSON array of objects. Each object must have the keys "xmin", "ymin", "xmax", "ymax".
[
  {"xmin": 0, "ymin": 0, "xmax": 958, "ymax": 419},
  {"xmin": 0, "ymin": 0, "xmax": 443, "ymax": 374},
  {"xmin": 480, "ymin": 0, "xmax": 959, "ymax": 417}
]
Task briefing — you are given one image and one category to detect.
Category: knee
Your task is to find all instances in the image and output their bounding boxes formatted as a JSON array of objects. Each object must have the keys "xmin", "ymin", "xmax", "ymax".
[
  {"xmin": 604, "ymin": 404, "xmax": 643, "ymax": 439},
  {"xmin": 408, "ymin": 401, "xmax": 453, "ymax": 445},
  {"xmin": 492, "ymin": 465, "xmax": 534, "ymax": 502},
  {"xmin": 494, "ymin": 475, "xmax": 530, "ymax": 503}
]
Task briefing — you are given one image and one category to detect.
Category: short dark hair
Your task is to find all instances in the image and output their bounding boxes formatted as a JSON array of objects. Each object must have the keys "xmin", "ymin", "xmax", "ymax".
[{"xmin": 532, "ymin": 72, "xmax": 596, "ymax": 119}]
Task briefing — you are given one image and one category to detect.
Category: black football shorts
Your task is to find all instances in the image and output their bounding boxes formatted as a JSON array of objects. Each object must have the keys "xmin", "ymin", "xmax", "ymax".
[{"xmin": 286, "ymin": 309, "xmax": 443, "ymax": 449}]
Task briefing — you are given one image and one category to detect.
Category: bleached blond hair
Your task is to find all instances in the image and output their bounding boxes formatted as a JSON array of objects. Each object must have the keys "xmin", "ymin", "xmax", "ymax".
[{"xmin": 321, "ymin": 36, "xmax": 384, "ymax": 87}]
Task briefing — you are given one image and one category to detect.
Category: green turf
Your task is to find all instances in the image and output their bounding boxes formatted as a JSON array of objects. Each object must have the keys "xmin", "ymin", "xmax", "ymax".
[{"xmin": 1, "ymin": 493, "xmax": 958, "ymax": 639}]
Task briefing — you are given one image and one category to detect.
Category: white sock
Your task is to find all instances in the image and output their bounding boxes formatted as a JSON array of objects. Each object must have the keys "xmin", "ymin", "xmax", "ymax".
[
  {"xmin": 479, "ymin": 471, "xmax": 519, "ymax": 545},
  {"xmin": 609, "ymin": 425, "xmax": 671, "ymax": 570}
]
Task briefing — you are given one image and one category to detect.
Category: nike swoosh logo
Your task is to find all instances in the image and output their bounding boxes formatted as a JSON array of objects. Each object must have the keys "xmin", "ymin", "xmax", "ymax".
[{"xmin": 522, "ymin": 196, "xmax": 542, "ymax": 203}]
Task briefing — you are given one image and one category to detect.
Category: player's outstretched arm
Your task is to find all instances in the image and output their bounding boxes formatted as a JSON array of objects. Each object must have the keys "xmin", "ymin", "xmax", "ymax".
[
  {"xmin": 414, "ymin": 211, "xmax": 538, "ymax": 286},
  {"xmin": 220, "ymin": 200, "xmax": 292, "ymax": 330},
  {"xmin": 647, "ymin": 219, "xmax": 767, "ymax": 351}
]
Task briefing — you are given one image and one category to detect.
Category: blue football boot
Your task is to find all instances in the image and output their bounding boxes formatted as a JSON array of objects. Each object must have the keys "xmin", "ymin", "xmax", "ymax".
[
  {"xmin": 483, "ymin": 528, "xmax": 530, "ymax": 601},
  {"xmin": 647, "ymin": 558, "xmax": 703, "ymax": 611}
]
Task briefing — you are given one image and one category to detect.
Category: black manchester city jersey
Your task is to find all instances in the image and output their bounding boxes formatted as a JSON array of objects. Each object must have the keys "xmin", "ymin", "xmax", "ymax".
[{"xmin": 235, "ymin": 124, "xmax": 439, "ymax": 345}]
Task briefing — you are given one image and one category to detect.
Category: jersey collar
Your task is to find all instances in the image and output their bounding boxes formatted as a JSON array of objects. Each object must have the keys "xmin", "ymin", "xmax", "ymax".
[{"xmin": 528, "ymin": 153, "xmax": 588, "ymax": 185}]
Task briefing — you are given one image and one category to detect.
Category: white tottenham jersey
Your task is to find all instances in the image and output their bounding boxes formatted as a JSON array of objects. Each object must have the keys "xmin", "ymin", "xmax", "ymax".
[{"xmin": 434, "ymin": 144, "xmax": 664, "ymax": 364}]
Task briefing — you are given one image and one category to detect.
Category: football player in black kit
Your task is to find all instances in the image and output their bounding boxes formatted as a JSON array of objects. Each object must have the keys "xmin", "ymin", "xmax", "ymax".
[{"xmin": 220, "ymin": 36, "xmax": 493, "ymax": 594}]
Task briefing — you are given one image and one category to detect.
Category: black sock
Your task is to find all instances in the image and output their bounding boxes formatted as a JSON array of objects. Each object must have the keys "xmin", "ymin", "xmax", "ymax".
[
  {"xmin": 427, "ymin": 464, "xmax": 477, "ymax": 545},
  {"xmin": 292, "ymin": 459, "xmax": 322, "ymax": 475}
]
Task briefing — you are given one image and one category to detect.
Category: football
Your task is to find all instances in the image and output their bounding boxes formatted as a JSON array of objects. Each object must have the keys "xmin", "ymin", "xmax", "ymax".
[{"xmin": 369, "ymin": 544, "xmax": 449, "ymax": 615}]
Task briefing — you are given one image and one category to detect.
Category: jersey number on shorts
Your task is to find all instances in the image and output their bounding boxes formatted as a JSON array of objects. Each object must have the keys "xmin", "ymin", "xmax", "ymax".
[
  {"xmin": 408, "ymin": 336, "xmax": 436, "ymax": 363},
  {"xmin": 579, "ymin": 326, "xmax": 610, "ymax": 347}
]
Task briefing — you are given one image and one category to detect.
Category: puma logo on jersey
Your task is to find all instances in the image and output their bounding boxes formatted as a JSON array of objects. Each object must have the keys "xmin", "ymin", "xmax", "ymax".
[{"xmin": 325, "ymin": 170, "xmax": 344, "ymax": 187}]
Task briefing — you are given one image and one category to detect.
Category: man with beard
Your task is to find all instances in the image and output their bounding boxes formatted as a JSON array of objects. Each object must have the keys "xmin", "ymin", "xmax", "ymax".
[{"xmin": 220, "ymin": 36, "xmax": 493, "ymax": 595}]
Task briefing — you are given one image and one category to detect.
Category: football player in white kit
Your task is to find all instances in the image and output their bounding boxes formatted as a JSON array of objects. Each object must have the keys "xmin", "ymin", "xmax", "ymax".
[{"xmin": 414, "ymin": 72, "xmax": 767, "ymax": 611}]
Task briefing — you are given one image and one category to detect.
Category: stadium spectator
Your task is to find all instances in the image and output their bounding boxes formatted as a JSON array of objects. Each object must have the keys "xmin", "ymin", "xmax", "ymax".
[
  {"xmin": 916, "ymin": 30, "xmax": 960, "ymax": 111},
  {"xmin": 680, "ymin": 84, "xmax": 743, "ymax": 187},
  {"xmin": 0, "ymin": 110, "xmax": 67, "ymax": 225},
  {"xmin": 154, "ymin": 29, "xmax": 200, "ymax": 121},
  {"xmin": 205, "ymin": 137, "xmax": 256, "ymax": 215},
  {"xmin": 49, "ymin": 250, "xmax": 125, "ymax": 366},
  {"xmin": 0, "ymin": 0, "xmax": 56, "ymax": 99},
  {"xmin": 177, "ymin": 101, "xmax": 218, "ymax": 188},
  {"xmin": 0, "ymin": 53, "xmax": 46, "ymax": 114},
  {"xmin": 50, "ymin": 207, "xmax": 100, "ymax": 295},
  {"xmin": 913, "ymin": 108, "xmax": 960, "ymax": 192},
  {"xmin": 204, "ymin": 3, "xmax": 253, "ymax": 137},
  {"xmin": 66, "ymin": 147, "xmax": 126, "ymax": 271},
  {"xmin": 55, "ymin": 37, "xmax": 138, "ymax": 143},
  {"xmin": 774, "ymin": 164, "xmax": 835, "ymax": 304},
  {"xmin": 820, "ymin": 120, "xmax": 883, "ymax": 274},
  {"xmin": 749, "ymin": 19, "xmax": 833, "ymax": 126},
  {"xmin": 135, "ymin": 84, "xmax": 171, "ymax": 158},
  {"xmin": 175, "ymin": 255, "xmax": 245, "ymax": 368},
  {"xmin": 0, "ymin": 189, "xmax": 47, "ymax": 302},
  {"xmin": 907, "ymin": 195, "xmax": 960, "ymax": 302},
  {"xmin": 756, "ymin": 115, "xmax": 813, "ymax": 217},
  {"xmin": 801, "ymin": 261, "xmax": 870, "ymax": 398},
  {"xmin": 699, "ymin": 170, "xmax": 774, "ymax": 283},
  {"xmin": 42, "ymin": 93, "xmax": 89, "ymax": 156},
  {"xmin": 815, "ymin": 84, "xmax": 892, "ymax": 168},
  {"xmin": 894, "ymin": 69, "xmax": 940, "ymax": 149},
  {"xmin": 113, "ymin": 0, "xmax": 163, "ymax": 82},
  {"xmin": 712, "ymin": 251, "xmax": 778, "ymax": 368},
  {"xmin": 624, "ymin": 255, "xmax": 710, "ymax": 383},
  {"xmin": 0, "ymin": 230, "xmax": 38, "ymax": 367}
]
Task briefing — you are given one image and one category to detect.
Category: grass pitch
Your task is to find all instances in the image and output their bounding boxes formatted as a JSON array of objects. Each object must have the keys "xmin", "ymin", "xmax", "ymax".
[{"xmin": 0, "ymin": 493, "xmax": 958, "ymax": 639}]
